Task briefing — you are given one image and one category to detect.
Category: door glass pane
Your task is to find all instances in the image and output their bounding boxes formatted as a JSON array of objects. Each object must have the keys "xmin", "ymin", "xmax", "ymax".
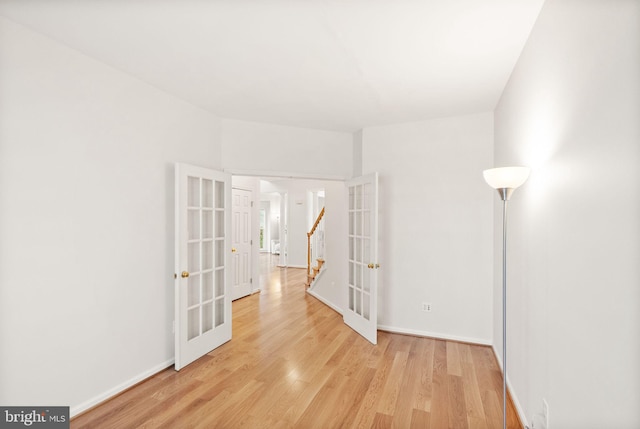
[
  {"xmin": 215, "ymin": 181, "xmax": 225, "ymax": 209},
  {"xmin": 202, "ymin": 179, "xmax": 213, "ymax": 208},
  {"xmin": 188, "ymin": 308, "xmax": 200, "ymax": 341},
  {"xmin": 215, "ymin": 269, "xmax": 224, "ymax": 297},
  {"xmin": 356, "ymin": 185, "xmax": 362, "ymax": 210},
  {"xmin": 349, "ymin": 262, "xmax": 354, "ymax": 285},
  {"xmin": 203, "ymin": 241, "xmax": 213, "ymax": 271},
  {"xmin": 349, "ymin": 237, "xmax": 354, "ymax": 261},
  {"xmin": 188, "ymin": 242, "xmax": 200, "ymax": 273},
  {"xmin": 355, "ymin": 264, "xmax": 362, "ymax": 288},
  {"xmin": 188, "ymin": 176, "xmax": 200, "ymax": 207},
  {"xmin": 202, "ymin": 271, "xmax": 213, "ymax": 301},
  {"xmin": 215, "ymin": 298, "xmax": 224, "ymax": 327},
  {"xmin": 363, "ymin": 211, "xmax": 370, "ymax": 238},
  {"xmin": 356, "ymin": 211, "xmax": 362, "ymax": 236},
  {"xmin": 363, "ymin": 183, "xmax": 371, "ymax": 210},
  {"xmin": 349, "ymin": 186, "xmax": 355, "ymax": 210},
  {"xmin": 188, "ymin": 274, "xmax": 200, "ymax": 306},
  {"xmin": 348, "ymin": 286, "xmax": 354, "ymax": 311},
  {"xmin": 363, "ymin": 266, "xmax": 370, "ymax": 293},
  {"xmin": 202, "ymin": 302, "xmax": 213, "ymax": 333},
  {"xmin": 215, "ymin": 240, "xmax": 225, "ymax": 268},
  {"xmin": 215, "ymin": 210, "xmax": 225, "ymax": 239},
  {"xmin": 356, "ymin": 290, "xmax": 362, "ymax": 315},
  {"xmin": 349, "ymin": 212, "xmax": 355, "ymax": 235},
  {"xmin": 188, "ymin": 209, "xmax": 200, "ymax": 240},
  {"xmin": 202, "ymin": 210, "xmax": 213, "ymax": 239},
  {"xmin": 363, "ymin": 237, "xmax": 370, "ymax": 263},
  {"xmin": 355, "ymin": 239, "xmax": 362, "ymax": 263},
  {"xmin": 363, "ymin": 293, "xmax": 370, "ymax": 320}
]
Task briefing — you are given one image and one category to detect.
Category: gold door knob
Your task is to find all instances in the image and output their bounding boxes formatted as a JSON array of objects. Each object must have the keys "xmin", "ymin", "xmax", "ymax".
[
  {"xmin": 368, "ymin": 263, "xmax": 374, "ymax": 269},
  {"xmin": 181, "ymin": 271, "xmax": 190, "ymax": 278},
  {"xmin": 232, "ymin": 248, "xmax": 237, "ymax": 253}
]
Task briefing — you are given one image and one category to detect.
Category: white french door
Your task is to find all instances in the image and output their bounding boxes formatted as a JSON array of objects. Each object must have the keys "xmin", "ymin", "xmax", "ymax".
[
  {"xmin": 344, "ymin": 173, "xmax": 379, "ymax": 345},
  {"xmin": 175, "ymin": 163, "xmax": 231, "ymax": 371},
  {"xmin": 231, "ymin": 188, "xmax": 252, "ymax": 300}
]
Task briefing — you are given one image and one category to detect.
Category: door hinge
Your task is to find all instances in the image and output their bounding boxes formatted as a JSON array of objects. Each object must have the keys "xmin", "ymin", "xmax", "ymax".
[
  {"xmin": 250, "ymin": 278, "xmax": 253, "ymax": 284},
  {"xmin": 250, "ymin": 239, "xmax": 253, "ymax": 245}
]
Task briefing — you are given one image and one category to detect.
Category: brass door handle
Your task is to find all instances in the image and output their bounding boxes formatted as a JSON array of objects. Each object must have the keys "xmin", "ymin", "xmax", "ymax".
[
  {"xmin": 368, "ymin": 263, "xmax": 374, "ymax": 269},
  {"xmin": 367, "ymin": 263, "xmax": 380, "ymax": 269},
  {"xmin": 232, "ymin": 248, "xmax": 237, "ymax": 253},
  {"xmin": 181, "ymin": 271, "xmax": 190, "ymax": 278}
]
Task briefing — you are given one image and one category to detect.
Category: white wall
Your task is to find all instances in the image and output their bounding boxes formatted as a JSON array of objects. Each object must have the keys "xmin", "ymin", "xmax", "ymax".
[
  {"xmin": 353, "ymin": 129, "xmax": 363, "ymax": 177},
  {"xmin": 493, "ymin": 1, "xmax": 640, "ymax": 427},
  {"xmin": 0, "ymin": 18, "xmax": 222, "ymax": 414},
  {"xmin": 221, "ymin": 118, "xmax": 353, "ymax": 179},
  {"xmin": 362, "ymin": 112, "xmax": 494, "ymax": 343}
]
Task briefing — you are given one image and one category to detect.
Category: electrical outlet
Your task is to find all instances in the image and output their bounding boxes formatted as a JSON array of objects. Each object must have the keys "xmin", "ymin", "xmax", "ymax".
[
  {"xmin": 421, "ymin": 302, "xmax": 432, "ymax": 312},
  {"xmin": 542, "ymin": 399, "xmax": 549, "ymax": 428}
]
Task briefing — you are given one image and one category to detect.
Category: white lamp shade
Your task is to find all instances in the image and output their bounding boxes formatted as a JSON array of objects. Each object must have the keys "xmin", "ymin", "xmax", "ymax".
[{"xmin": 483, "ymin": 166, "xmax": 530, "ymax": 189}]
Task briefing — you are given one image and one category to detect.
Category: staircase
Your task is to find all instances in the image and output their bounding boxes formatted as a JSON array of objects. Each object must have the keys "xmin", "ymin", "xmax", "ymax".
[{"xmin": 305, "ymin": 207, "xmax": 325, "ymax": 287}]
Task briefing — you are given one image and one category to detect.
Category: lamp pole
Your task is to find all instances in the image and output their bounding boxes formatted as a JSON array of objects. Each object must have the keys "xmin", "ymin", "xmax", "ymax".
[
  {"xmin": 483, "ymin": 167, "xmax": 529, "ymax": 429},
  {"xmin": 500, "ymin": 192, "xmax": 509, "ymax": 429}
]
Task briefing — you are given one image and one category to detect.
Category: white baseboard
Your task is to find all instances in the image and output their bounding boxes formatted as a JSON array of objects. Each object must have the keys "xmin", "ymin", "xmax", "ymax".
[
  {"xmin": 306, "ymin": 289, "xmax": 343, "ymax": 315},
  {"xmin": 285, "ymin": 264, "xmax": 307, "ymax": 269},
  {"xmin": 491, "ymin": 345, "xmax": 529, "ymax": 428},
  {"xmin": 377, "ymin": 325, "xmax": 492, "ymax": 346},
  {"xmin": 71, "ymin": 358, "xmax": 174, "ymax": 418}
]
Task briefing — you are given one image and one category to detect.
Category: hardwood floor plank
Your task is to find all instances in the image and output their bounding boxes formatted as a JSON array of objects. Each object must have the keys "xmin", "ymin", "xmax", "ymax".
[
  {"xmin": 376, "ymin": 350, "xmax": 409, "ymax": 416},
  {"xmin": 429, "ymin": 340, "xmax": 450, "ymax": 428},
  {"xmin": 410, "ymin": 408, "xmax": 431, "ymax": 429},
  {"xmin": 446, "ymin": 341, "xmax": 463, "ymax": 376},
  {"xmin": 71, "ymin": 255, "xmax": 522, "ymax": 429},
  {"xmin": 461, "ymin": 361, "xmax": 487, "ymax": 422},
  {"xmin": 447, "ymin": 375, "xmax": 469, "ymax": 429},
  {"xmin": 371, "ymin": 412, "xmax": 394, "ymax": 429},
  {"xmin": 329, "ymin": 366, "xmax": 376, "ymax": 429},
  {"xmin": 411, "ymin": 336, "xmax": 435, "ymax": 412}
]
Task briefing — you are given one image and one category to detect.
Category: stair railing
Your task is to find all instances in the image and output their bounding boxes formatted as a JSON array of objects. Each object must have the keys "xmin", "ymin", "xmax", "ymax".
[{"xmin": 306, "ymin": 207, "xmax": 325, "ymax": 286}]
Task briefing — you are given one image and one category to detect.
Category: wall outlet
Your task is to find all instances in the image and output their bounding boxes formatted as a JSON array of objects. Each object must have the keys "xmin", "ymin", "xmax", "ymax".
[
  {"xmin": 542, "ymin": 399, "xmax": 549, "ymax": 428},
  {"xmin": 421, "ymin": 302, "xmax": 432, "ymax": 312}
]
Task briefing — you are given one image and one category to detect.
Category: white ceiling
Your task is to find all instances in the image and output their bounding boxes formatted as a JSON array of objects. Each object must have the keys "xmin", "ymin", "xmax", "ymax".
[{"xmin": 0, "ymin": 0, "xmax": 545, "ymax": 132}]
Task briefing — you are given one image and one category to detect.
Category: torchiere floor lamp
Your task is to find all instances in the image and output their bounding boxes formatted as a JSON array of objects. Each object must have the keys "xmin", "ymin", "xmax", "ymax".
[{"xmin": 483, "ymin": 166, "xmax": 530, "ymax": 429}]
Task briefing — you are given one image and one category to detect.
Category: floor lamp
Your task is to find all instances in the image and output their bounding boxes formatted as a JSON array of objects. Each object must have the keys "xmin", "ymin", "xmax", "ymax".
[{"xmin": 483, "ymin": 166, "xmax": 530, "ymax": 429}]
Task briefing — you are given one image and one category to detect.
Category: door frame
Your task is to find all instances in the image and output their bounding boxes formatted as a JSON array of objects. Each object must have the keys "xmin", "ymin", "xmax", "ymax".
[{"xmin": 225, "ymin": 170, "xmax": 378, "ymax": 345}]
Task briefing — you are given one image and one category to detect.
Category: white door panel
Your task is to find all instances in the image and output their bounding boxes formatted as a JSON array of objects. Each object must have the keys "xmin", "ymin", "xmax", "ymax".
[{"xmin": 232, "ymin": 188, "xmax": 252, "ymax": 300}]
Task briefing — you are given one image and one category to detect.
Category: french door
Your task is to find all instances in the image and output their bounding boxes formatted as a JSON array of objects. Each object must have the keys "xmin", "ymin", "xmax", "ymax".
[
  {"xmin": 345, "ymin": 173, "xmax": 379, "ymax": 345},
  {"xmin": 175, "ymin": 163, "xmax": 231, "ymax": 370}
]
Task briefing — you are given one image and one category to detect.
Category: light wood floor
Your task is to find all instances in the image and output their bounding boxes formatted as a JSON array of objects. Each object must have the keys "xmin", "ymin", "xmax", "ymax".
[{"xmin": 72, "ymin": 255, "xmax": 522, "ymax": 428}]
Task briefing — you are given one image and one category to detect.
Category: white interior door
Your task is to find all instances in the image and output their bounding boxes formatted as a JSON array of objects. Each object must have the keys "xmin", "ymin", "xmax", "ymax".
[
  {"xmin": 345, "ymin": 173, "xmax": 379, "ymax": 345},
  {"xmin": 175, "ymin": 163, "xmax": 231, "ymax": 370},
  {"xmin": 231, "ymin": 188, "xmax": 252, "ymax": 300}
]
